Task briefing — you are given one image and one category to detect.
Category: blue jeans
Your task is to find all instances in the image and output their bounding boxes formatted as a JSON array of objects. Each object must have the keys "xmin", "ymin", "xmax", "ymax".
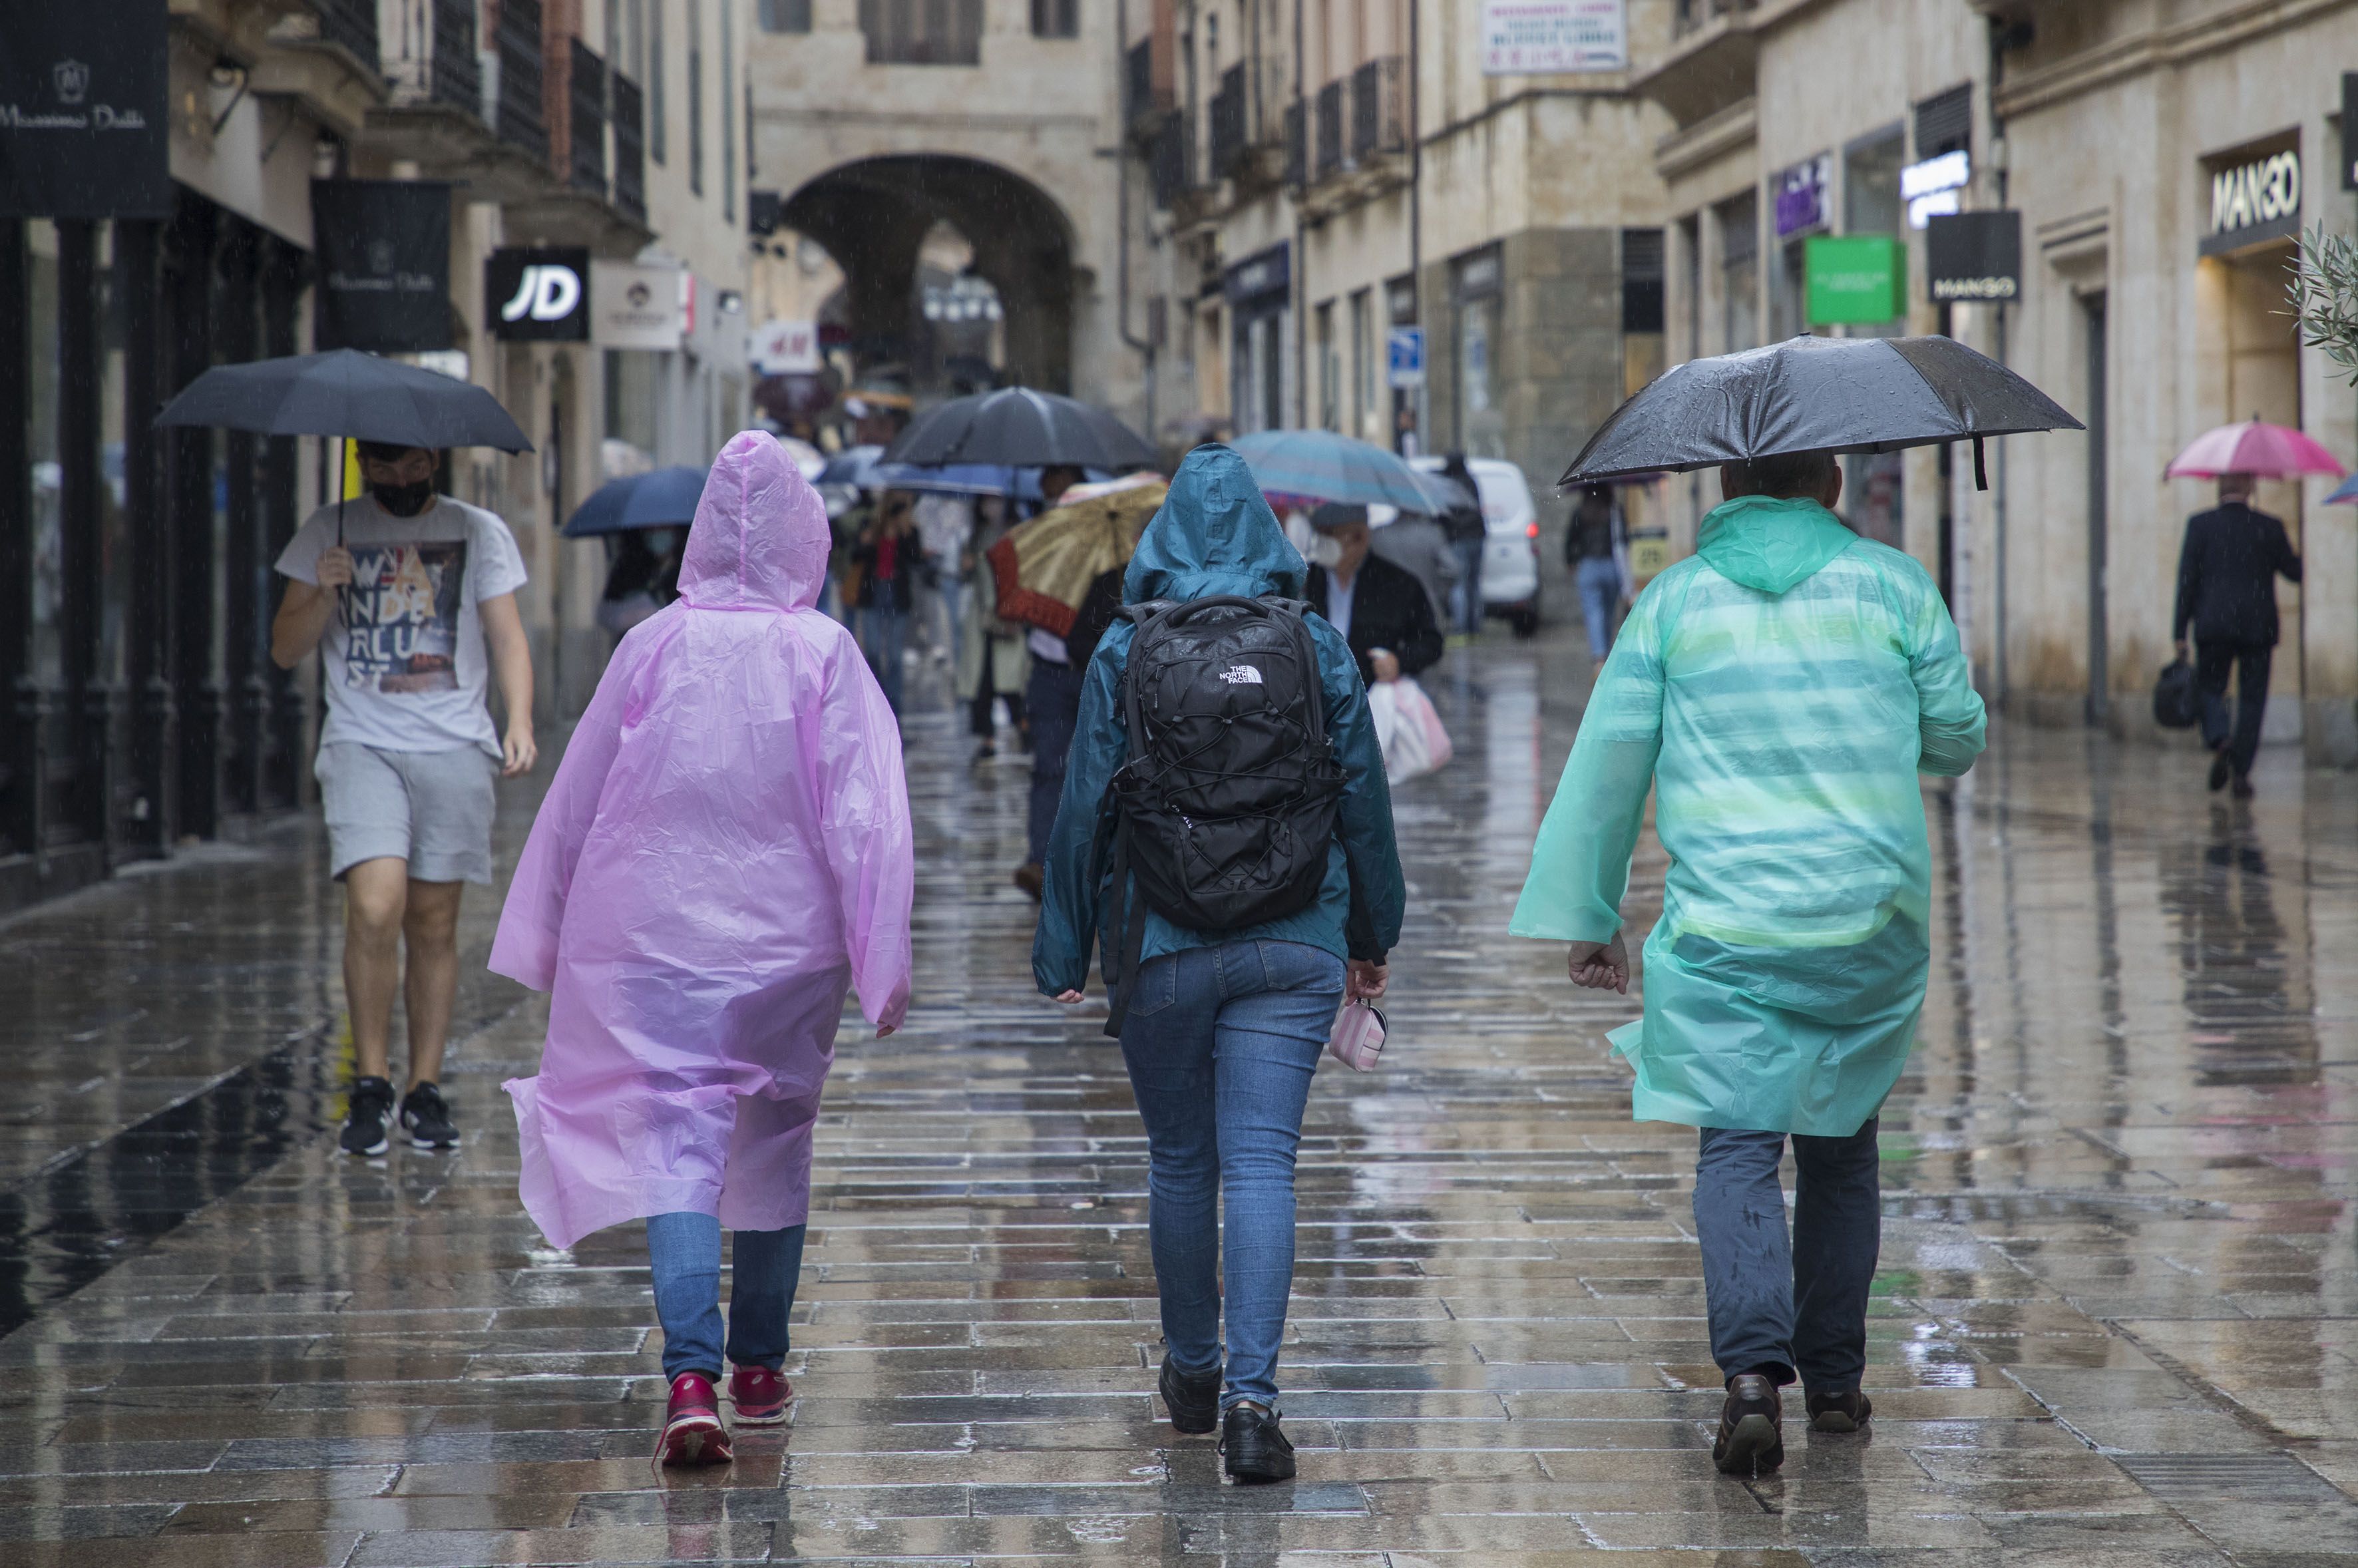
[
  {"xmin": 645, "ymin": 1211, "xmax": 808, "ymax": 1382},
  {"xmin": 1026, "ymin": 658, "xmax": 1085, "ymax": 865},
  {"xmin": 1575, "ymin": 555, "xmax": 1621, "ymax": 662},
  {"xmin": 1118, "ymin": 940, "xmax": 1346, "ymax": 1410},
  {"xmin": 1692, "ymin": 1120, "xmax": 1881, "ymax": 1391},
  {"xmin": 861, "ymin": 604, "xmax": 908, "ymax": 715},
  {"xmin": 1450, "ymin": 535, "xmax": 1485, "ymax": 634}
]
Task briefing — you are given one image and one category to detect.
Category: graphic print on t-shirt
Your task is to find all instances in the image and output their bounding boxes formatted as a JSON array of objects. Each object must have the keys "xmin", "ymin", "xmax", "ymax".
[{"xmin": 345, "ymin": 541, "xmax": 469, "ymax": 693}]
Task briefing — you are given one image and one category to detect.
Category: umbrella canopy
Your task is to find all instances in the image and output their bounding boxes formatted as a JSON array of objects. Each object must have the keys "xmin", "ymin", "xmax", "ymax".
[
  {"xmin": 1231, "ymin": 429, "xmax": 1436, "ymax": 514},
  {"xmin": 1557, "ymin": 334, "xmax": 2080, "ymax": 488},
  {"xmin": 884, "ymin": 387, "xmax": 1155, "ymax": 470},
  {"xmin": 562, "ymin": 465, "xmax": 709, "ymax": 538},
  {"xmin": 2325, "ymin": 473, "xmax": 2358, "ymax": 504},
  {"xmin": 2164, "ymin": 419, "xmax": 2345, "ymax": 481},
  {"xmin": 986, "ymin": 479, "xmax": 1169, "ymax": 637},
  {"xmin": 153, "ymin": 348, "xmax": 533, "ymax": 452}
]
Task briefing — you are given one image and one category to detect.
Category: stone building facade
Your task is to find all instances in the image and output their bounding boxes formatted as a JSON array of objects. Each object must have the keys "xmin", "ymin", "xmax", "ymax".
[{"xmin": 1645, "ymin": 0, "xmax": 2358, "ymax": 764}]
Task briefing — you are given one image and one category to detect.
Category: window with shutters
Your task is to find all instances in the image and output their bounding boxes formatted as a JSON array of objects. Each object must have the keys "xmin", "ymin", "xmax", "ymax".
[
  {"xmin": 1914, "ymin": 83, "xmax": 1973, "ymax": 158},
  {"xmin": 861, "ymin": 0, "xmax": 984, "ymax": 65},
  {"xmin": 1031, "ymin": 0, "xmax": 1079, "ymax": 38},
  {"xmin": 759, "ymin": 0, "xmax": 811, "ymax": 31}
]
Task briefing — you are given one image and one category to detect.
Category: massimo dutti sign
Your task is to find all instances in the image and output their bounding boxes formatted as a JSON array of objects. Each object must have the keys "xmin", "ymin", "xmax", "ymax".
[
  {"xmin": 312, "ymin": 181, "xmax": 453, "ymax": 353},
  {"xmin": 2201, "ymin": 138, "xmax": 2300, "ymax": 258},
  {"xmin": 0, "ymin": 1, "xmax": 171, "ymax": 218}
]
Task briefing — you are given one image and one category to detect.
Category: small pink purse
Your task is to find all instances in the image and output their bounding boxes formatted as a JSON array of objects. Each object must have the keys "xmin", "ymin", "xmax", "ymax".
[{"xmin": 1325, "ymin": 1000, "xmax": 1388, "ymax": 1071}]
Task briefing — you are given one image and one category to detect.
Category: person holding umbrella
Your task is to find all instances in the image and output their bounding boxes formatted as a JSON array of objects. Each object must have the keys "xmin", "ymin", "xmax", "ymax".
[
  {"xmin": 1518, "ymin": 333, "xmax": 2076, "ymax": 1477},
  {"xmin": 270, "ymin": 441, "xmax": 536, "ymax": 1157},
  {"xmin": 2162, "ymin": 417, "xmax": 2335, "ymax": 797}
]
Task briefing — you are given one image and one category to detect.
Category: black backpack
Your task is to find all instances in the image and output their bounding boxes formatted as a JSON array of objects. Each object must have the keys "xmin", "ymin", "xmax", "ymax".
[{"xmin": 1102, "ymin": 594, "xmax": 1347, "ymax": 1031}]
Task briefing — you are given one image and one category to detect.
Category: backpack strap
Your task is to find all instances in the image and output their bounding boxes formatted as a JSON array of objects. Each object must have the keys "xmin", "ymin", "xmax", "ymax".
[{"xmin": 1103, "ymin": 600, "xmax": 1178, "ymax": 1039}]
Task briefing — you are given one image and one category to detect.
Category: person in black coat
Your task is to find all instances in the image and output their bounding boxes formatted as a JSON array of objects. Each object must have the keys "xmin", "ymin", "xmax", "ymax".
[
  {"xmin": 1303, "ymin": 502, "xmax": 1444, "ymax": 688},
  {"xmin": 2173, "ymin": 473, "xmax": 2301, "ymax": 797}
]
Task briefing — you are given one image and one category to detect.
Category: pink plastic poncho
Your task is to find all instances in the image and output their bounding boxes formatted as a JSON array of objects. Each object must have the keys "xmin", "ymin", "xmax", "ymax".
[{"xmin": 492, "ymin": 431, "xmax": 912, "ymax": 1251}]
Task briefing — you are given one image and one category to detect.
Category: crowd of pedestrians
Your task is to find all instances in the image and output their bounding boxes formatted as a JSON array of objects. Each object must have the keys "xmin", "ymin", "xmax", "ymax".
[{"xmin": 293, "ymin": 405, "xmax": 2016, "ymax": 1487}]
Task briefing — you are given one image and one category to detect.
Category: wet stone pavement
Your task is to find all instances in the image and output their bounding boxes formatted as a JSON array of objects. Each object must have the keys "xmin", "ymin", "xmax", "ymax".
[{"xmin": 5, "ymin": 628, "xmax": 2358, "ymax": 1567}]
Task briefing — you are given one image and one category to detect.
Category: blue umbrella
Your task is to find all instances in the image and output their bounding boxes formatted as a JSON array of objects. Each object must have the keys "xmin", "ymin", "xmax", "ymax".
[
  {"xmin": 2327, "ymin": 472, "xmax": 2358, "ymax": 504},
  {"xmin": 561, "ymin": 465, "xmax": 709, "ymax": 538},
  {"xmin": 1229, "ymin": 429, "xmax": 1436, "ymax": 514}
]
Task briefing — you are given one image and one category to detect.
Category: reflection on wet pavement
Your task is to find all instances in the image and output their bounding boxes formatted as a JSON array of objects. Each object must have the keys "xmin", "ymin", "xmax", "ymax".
[{"xmin": 3, "ymin": 628, "xmax": 2357, "ymax": 1565}]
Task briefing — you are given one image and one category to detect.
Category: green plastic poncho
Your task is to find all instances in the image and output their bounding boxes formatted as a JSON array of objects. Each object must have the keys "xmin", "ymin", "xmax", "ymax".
[{"xmin": 1511, "ymin": 494, "xmax": 1986, "ymax": 1136}]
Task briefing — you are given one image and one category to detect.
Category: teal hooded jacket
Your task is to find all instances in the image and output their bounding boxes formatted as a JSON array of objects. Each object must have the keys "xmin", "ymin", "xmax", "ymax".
[
  {"xmin": 1511, "ymin": 494, "xmax": 1986, "ymax": 1136},
  {"xmin": 1032, "ymin": 445, "xmax": 1407, "ymax": 997}
]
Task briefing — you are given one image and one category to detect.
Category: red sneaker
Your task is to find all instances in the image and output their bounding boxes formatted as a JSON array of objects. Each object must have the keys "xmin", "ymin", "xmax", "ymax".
[
  {"xmin": 656, "ymin": 1372, "xmax": 733, "ymax": 1468},
  {"xmin": 729, "ymin": 1365, "xmax": 795, "ymax": 1426}
]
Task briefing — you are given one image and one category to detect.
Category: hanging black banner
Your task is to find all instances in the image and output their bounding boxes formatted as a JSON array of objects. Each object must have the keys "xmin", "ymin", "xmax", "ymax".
[
  {"xmin": 0, "ymin": 0, "xmax": 171, "ymax": 219},
  {"xmin": 312, "ymin": 180, "xmax": 454, "ymax": 352}
]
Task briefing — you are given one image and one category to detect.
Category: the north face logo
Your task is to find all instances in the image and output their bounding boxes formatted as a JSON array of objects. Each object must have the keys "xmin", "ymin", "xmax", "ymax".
[{"xmin": 1219, "ymin": 665, "xmax": 1263, "ymax": 685}]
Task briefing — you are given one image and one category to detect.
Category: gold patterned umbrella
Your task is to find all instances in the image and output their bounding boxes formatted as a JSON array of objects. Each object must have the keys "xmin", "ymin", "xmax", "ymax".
[{"xmin": 986, "ymin": 476, "xmax": 1167, "ymax": 636}]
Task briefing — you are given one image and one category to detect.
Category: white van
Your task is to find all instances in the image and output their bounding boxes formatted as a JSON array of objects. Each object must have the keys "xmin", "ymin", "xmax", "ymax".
[{"xmin": 1413, "ymin": 456, "xmax": 1541, "ymax": 636}]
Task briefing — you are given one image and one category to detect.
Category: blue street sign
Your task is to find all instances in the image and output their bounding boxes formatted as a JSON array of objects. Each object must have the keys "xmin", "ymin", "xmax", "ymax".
[{"xmin": 1387, "ymin": 326, "xmax": 1425, "ymax": 389}]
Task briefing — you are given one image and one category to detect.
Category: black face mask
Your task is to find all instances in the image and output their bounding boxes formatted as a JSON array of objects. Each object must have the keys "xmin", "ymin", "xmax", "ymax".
[{"xmin": 371, "ymin": 478, "xmax": 437, "ymax": 518}]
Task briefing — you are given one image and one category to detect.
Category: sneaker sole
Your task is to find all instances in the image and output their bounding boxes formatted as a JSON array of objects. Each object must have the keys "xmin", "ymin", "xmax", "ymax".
[
  {"xmin": 731, "ymin": 1404, "xmax": 791, "ymax": 1426},
  {"xmin": 1714, "ymin": 1413, "xmax": 1785, "ymax": 1475},
  {"xmin": 343, "ymin": 1135, "xmax": 389, "ymax": 1157},
  {"xmin": 1810, "ymin": 1408, "xmax": 1867, "ymax": 1434},
  {"xmin": 1167, "ymin": 1407, "xmax": 1219, "ymax": 1435},
  {"xmin": 407, "ymin": 1132, "xmax": 462, "ymax": 1150},
  {"xmin": 657, "ymin": 1417, "xmax": 733, "ymax": 1467}
]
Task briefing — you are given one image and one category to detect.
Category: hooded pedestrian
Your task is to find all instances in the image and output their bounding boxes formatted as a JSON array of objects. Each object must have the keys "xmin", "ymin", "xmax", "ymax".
[
  {"xmin": 1034, "ymin": 444, "xmax": 1405, "ymax": 1483},
  {"xmin": 2173, "ymin": 472, "xmax": 2301, "ymax": 798},
  {"xmin": 1512, "ymin": 449, "xmax": 1984, "ymax": 1477},
  {"xmin": 491, "ymin": 431, "xmax": 914, "ymax": 1469}
]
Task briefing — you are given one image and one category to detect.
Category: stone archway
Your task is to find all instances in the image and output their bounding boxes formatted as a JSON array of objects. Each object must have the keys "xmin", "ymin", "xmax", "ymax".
[{"xmin": 780, "ymin": 155, "xmax": 1077, "ymax": 393}]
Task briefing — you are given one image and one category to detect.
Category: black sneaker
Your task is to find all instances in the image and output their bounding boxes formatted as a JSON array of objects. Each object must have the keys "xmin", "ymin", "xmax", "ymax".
[
  {"xmin": 1805, "ymin": 1386, "xmax": 1873, "ymax": 1433},
  {"xmin": 2210, "ymin": 750, "xmax": 2234, "ymax": 792},
  {"xmin": 341, "ymin": 1076, "xmax": 395, "ymax": 1157},
  {"xmin": 1221, "ymin": 1401, "xmax": 1296, "ymax": 1483},
  {"xmin": 399, "ymin": 1081, "xmax": 461, "ymax": 1150},
  {"xmin": 1713, "ymin": 1373, "xmax": 1786, "ymax": 1476},
  {"xmin": 1158, "ymin": 1352, "xmax": 1221, "ymax": 1435}
]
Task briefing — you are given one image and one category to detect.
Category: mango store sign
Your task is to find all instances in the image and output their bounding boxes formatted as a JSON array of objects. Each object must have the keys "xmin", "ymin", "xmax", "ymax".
[{"xmin": 2202, "ymin": 145, "xmax": 2299, "ymax": 256}]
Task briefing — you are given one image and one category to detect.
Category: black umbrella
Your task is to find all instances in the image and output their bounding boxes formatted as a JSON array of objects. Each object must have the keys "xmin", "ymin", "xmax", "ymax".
[
  {"xmin": 883, "ymin": 387, "xmax": 1154, "ymax": 470},
  {"xmin": 1558, "ymin": 334, "xmax": 2078, "ymax": 490},
  {"xmin": 154, "ymin": 348, "xmax": 534, "ymax": 453}
]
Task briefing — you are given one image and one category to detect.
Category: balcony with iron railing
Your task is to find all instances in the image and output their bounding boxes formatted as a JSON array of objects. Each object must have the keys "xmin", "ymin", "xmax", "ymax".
[
  {"xmin": 495, "ymin": 0, "xmax": 549, "ymax": 165},
  {"xmin": 1284, "ymin": 98, "xmax": 1305, "ymax": 187},
  {"xmin": 1643, "ymin": 0, "xmax": 1763, "ymax": 126},
  {"xmin": 1350, "ymin": 56, "xmax": 1405, "ymax": 162},
  {"xmin": 567, "ymin": 39, "xmax": 606, "ymax": 196},
  {"xmin": 381, "ymin": 0, "xmax": 481, "ymax": 115},
  {"xmin": 1674, "ymin": 0, "xmax": 1757, "ymax": 35},
  {"xmin": 612, "ymin": 72, "xmax": 646, "ymax": 224},
  {"xmin": 1314, "ymin": 79, "xmax": 1344, "ymax": 178}
]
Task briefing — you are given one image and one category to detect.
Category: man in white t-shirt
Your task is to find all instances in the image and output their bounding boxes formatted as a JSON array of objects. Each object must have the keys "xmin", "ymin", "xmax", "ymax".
[{"xmin": 272, "ymin": 441, "xmax": 537, "ymax": 1159}]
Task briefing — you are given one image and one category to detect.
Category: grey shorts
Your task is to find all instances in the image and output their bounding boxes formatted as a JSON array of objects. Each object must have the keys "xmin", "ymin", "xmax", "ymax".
[{"xmin": 316, "ymin": 743, "xmax": 497, "ymax": 884}]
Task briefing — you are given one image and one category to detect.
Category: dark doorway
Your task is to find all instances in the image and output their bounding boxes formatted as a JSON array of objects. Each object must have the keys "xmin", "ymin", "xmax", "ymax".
[{"xmin": 2083, "ymin": 293, "xmax": 2108, "ymax": 724}]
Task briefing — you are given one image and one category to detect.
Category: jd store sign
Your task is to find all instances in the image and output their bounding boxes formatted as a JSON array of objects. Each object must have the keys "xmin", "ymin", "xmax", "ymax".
[
  {"xmin": 487, "ymin": 247, "xmax": 591, "ymax": 341},
  {"xmin": 2201, "ymin": 139, "xmax": 2299, "ymax": 258}
]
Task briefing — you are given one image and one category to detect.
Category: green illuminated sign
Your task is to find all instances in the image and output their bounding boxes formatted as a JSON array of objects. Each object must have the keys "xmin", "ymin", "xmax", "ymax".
[{"xmin": 1806, "ymin": 234, "xmax": 1905, "ymax": 325}]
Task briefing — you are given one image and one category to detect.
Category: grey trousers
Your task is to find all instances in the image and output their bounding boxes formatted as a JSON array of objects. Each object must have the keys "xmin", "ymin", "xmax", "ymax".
[{"xmin": 1693, "ymin": 1119, "xmax": 1881, "ymax": 1390}]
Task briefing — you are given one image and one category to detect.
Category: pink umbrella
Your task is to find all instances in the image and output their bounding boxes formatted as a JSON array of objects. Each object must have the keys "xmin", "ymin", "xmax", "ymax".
[{"xmin": 2164, "ymin": 419, "xmax": 2345, "ymax": 480}]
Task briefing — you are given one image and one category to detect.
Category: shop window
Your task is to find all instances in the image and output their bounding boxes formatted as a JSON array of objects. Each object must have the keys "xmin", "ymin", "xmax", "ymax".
[
  {"xmin": 1622, "ymin": 228, "xmax": 1665, "ymax": 399},
  {"xmin": 1031, "ymin": 0, "xmax": 1079, "ymax": 38},
  {"xmin": 1452, "ymin": 245, "xmax": 1503, "ymax": 456},
  {"xmin": 861, "ymin": 0, "xmax": 983, "ymax": 65},
  {"xmin": 1350, "ymin": 287, "xmax": 1373, "ymax": 441},
  {"xmin": 1316, "ymin": 299, "xmax": 1337, "ymax": 433},
  {"xmin": 759, "ymin": 0, "xmax": 811, "ymax": 31},
  {"xmin": 1844, "ymin": 129, "xmax": 1904, "ymax": 239},
  {"xmin": 1717, "ymin": 192, "xmax": 1757, "ymax": 353}
]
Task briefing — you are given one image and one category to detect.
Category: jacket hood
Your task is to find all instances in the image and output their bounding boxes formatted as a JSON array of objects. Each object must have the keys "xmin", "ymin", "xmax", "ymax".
[
  {"xmin": 1695, "ymin": 494, "xmax": 1858, "ymax": 595},
  {"xmin": 680, "ymin": 430, "xmax": 830, "ymax": 612},
  {"xmin": 1123, "ymin": 443, "xmax": 1305, "ymax": 604}
]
